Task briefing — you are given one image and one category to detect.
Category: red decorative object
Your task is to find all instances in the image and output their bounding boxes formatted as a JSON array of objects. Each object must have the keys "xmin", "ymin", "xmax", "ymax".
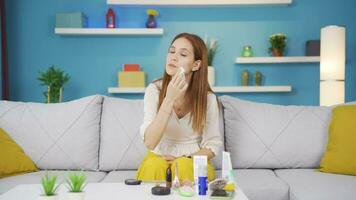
[
  {"xmin": 106, "ymin": 8, "xmax": 116, "ymax": 28},
  {"xmin": 123, "ymin": 64, "xmax": 140, "ymax": 71}
]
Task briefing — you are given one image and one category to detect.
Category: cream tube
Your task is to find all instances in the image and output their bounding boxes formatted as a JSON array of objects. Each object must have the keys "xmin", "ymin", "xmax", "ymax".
[
  {"xmin": 193, "ymin": 155, "xmax": 208, "ymax": 195},
  {"xmin": 222, "ymin": 151, "xmax": 236, "ymax": 191},
  {"xmin": 222, "ymin": 151, "xmax": 232, "ymax": 180}
]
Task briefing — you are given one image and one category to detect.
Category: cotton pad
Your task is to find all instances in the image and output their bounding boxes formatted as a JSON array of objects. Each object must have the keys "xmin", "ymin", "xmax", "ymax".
[{"xmin": 178, "ymin": 67, "xmax": 185, "ymax": 79}]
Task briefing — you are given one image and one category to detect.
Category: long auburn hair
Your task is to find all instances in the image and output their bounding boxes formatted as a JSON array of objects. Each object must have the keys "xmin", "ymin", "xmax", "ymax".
[{"xmin": 155, "ymin": 33, "xmax": 213, "ymax": 133}]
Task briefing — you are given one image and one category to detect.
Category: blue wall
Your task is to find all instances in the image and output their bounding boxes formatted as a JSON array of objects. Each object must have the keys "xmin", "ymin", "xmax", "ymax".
[{"xmin": 5, "ymin": 0, "xmax": 356, "ymax": 105}]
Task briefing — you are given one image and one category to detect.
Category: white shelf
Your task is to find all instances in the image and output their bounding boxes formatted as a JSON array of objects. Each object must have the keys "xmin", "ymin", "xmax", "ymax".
[
  {"xmin": 236, "ymin": 56, "xmax": 320, "ymax": 64},
  {"xmin": 55, "ymin": 28, "xmax": 164, "ymax": 36},
  {"xmin": 107, "ymin": 0, "xmax": 292, "ymax": 6},
  {"xmin": 108, "ymin": 86, "xmax": 292, "ymax": 94}
]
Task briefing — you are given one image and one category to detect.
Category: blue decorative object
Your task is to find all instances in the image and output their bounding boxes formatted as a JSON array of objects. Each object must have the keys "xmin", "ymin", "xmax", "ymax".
[
  {"xmin": 146, "ymin": 15, "xmax": 157, "ymax": 28},
  {"xmin": 145, "ymin": 9, "xmax": 159, "ymax": 28}
]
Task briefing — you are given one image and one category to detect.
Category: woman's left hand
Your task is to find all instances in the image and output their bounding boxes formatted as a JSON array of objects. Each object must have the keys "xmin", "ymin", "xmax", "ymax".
[{"xmin": 163, "ymin": 155, "xmax": 176, "ymax": 164}]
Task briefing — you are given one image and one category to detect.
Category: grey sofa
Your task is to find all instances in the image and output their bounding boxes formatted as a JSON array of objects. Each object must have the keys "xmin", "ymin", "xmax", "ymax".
[{"xmin": 0, "ymin": 95, "xmax": 355, "ymax": 200}]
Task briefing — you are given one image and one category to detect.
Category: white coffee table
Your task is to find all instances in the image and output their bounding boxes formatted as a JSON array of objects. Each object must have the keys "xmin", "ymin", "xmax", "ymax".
[{"xmin": 0, "ymin": 182, "xmax": 249, "ymax": 200}]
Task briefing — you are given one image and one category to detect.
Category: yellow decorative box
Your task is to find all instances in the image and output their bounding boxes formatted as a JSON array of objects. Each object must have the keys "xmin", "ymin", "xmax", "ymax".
[{"xmin": 118, "ymin": 72, "xmax": 146, "ymax": 87}]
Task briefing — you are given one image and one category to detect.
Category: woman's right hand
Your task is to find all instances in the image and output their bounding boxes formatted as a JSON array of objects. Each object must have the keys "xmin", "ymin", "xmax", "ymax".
[{"xmin": 165, "ymin": 72, "xmax": 188, "ymax": 103}]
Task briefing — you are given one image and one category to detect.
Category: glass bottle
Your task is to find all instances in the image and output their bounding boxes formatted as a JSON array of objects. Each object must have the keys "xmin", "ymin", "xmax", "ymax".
[
  {"xmin": 254, "ymin": 71, "xmax": 262, "ymax": 86},
  {"xmin": 166, "ymin": 165, "xmax": 172, "ymax": 188},
  {"xmin": 241, "ymin": 45, "xmax": 253, "ymax": 57},
  {"xmin": 241, "ymin": 70, "xmax": 249, "ymax": 86}
]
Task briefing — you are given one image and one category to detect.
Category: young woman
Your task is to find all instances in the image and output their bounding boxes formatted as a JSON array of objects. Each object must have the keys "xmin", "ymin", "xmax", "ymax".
[{"xmin": 136, "ymin": 33, "xmax": 222, "ymax": 183}]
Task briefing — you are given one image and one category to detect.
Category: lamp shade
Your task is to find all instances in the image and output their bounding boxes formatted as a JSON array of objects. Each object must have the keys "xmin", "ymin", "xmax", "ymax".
[
  {"xmin": 320, "ymin": 81, "xmax": 345, "ymax": 106},
  {"xmin": 320, "ymin": 25, "xmax": 346, "ymax": 106},
  {"xmin": 320, "ymin": 26, "xmax": 345, "ymax": 80}
]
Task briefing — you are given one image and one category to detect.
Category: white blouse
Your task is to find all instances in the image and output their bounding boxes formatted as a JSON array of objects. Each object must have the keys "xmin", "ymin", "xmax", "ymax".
[{"xmin": 140, "ymin": 82, "xmax": 222, "ymax": 158}]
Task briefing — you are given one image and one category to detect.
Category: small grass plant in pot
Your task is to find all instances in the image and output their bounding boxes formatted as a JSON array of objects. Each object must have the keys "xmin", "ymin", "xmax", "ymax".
[
  {"xmin": 207, "ymin": 38, "xmax": 218, "ymax": 67},
  {"xmin": 38, "ymin": 65, "xmax": 70, "ymax": 103},
  {"xmin": 39, "ymin": 173, "xmax": 60, "ymax": 200},
  {"xmin": 268, "ymin": 33, "xmax": 287, "ymax": 57},
  {"xmin": 204, "ymin": 37, "xmax": 218, "ymax": 86},
  {"xmin": 66, "ymin": 172, "xmax": 87, "ymax": 200}
]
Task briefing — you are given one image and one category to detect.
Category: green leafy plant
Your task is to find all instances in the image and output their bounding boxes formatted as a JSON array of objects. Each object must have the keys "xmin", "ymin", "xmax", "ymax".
[
  {"xmin": 204, "ymin": 38, "xmax": 218, "ymax": 66},
  {"xmin": 38, "ymin": 65, "xmax": 70, "ymax": 103},
  {"xmin": 66, "ymin": 172, "xmax": 87, "ymax": 193},
  {"xmin": 41, "ymin": 173, "xmax": 60, "ymax": 196},
  {"xmin": 268, "ymin": 33, "xmax": 287, "ymax": 55}
]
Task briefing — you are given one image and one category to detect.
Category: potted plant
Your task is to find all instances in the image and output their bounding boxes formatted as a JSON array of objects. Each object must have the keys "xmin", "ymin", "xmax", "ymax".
[
  {"xmin": 38, "ymin": 65, "xmax": 70, "ymax": 103},
  {"xmin": 66, "ymin": 172, "xmax": 87, "ymax": 200},
  {"xmin": 205, "ymin": 38, "xmax": 218, "ymax": 86},
  {"xmin": 268, "ymin": 33, "xmax": 287, "ymax": 56},
  {"xmin": 39, "ymin": 173, "xmax": 60, "ymax": 200}
]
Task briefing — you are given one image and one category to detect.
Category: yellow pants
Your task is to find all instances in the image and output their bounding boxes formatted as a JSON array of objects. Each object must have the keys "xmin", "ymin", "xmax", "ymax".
[{"xmin": 136, "ymin": 151, "xmax": 215, "ymax": 182}]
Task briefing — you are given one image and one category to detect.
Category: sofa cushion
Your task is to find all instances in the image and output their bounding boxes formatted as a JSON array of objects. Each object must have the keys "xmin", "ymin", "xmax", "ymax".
[
  {"xmin": 210, "ymin": 99, "xmax": 225, "ymax": 170},
  {"xmin": 0, "ymin": 95, "xmax": 103, "ymax": 170},
  {"xmin": 0, "ymin": 170, "xmax": 107, "ymax": 194},
  {"xmin": 275, "ymin": 169, "xmax": 356, "ymax": 200},
  {"xmin": 0, "ymin": 128, "xmax": 38, "ymax": 178},
  {"xmin": 99, "ymin": 96, "xmax": 225, "ymax": 171},
  {"xmin": 99, "ymin": 97, "xmax": 147, "ymax": 171},
  {"xmin": 220, "ymin": 96, "xmax": 331, "ymax": 169},
  {"xmin": 234, "ymin": 169, "xmax": 289, "ymax": 200},
  {"xmin": 100, "ymin": 170, "xmax": 137, "ymax": 182},
  {"xmin": 319, "ymin": 105, "xmax": 356, "ymax": 175}
]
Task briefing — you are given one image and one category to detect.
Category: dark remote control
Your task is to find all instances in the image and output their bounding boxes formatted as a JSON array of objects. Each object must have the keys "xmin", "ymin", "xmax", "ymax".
[
  {"xmin": 124, "ymin": 179, "xmax": 142, "ymax": 185},
  {"xmin": 151, "ymin": 186, "xmax": 171, "ymax": 195}
]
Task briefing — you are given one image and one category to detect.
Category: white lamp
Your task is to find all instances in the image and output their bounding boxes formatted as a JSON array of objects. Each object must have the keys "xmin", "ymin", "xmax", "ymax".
[{"xmin": 320, "ymin": 25, "xmax": 346, "ymax": 106}]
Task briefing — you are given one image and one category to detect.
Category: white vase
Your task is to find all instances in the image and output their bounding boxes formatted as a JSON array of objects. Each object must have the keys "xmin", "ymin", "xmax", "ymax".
[
  {"xmin": 38, "ymin": 195, "xmax": 58, "ymax": 200},
  {"xmin": 208, "ymin": 66, "xmax": 215, "ymax": 86},
  {"xmin": 67, "ymin": 192, "xmax": 85, "ymax": 200}
]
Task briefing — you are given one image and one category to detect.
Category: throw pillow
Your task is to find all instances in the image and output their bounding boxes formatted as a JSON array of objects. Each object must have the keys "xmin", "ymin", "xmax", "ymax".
[
  {"xmin": 0, "ymin": 128, "xmax": 38, "ymax": 178},
  {"xmin": 319, "ymin": 105, "xmax": 356, "ymax": 175}
]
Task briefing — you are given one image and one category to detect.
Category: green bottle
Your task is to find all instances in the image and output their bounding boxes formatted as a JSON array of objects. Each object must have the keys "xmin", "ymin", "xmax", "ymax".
[
  {"xmin": 241, "ymin": 70, "xmax": 249, "ymax": 86},
  {"xmin": 241, "ymin": 45, "xmax": 253, "ymax": 57},
  {"xmin": 254, "ymin": 71, "xmax": 262, "ymax": 86}
]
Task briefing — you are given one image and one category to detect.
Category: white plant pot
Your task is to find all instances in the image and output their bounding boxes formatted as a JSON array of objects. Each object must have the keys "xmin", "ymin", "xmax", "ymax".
[
  {"xmin": 38, "ymin": 195, "xmax": 58, "ymax": 200},
  {"xmin": 208, "ymin": 66, "xmax": 215, "ymax": 86},
  {"xmin": 67, "ymin": 192, "xmax": 85, "ymax": 200}
]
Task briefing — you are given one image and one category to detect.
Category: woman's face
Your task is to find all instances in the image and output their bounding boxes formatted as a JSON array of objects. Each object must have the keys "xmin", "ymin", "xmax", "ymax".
[{"xmin": 165, "ymin": 37, "xmax": 199, "ymax": 76}]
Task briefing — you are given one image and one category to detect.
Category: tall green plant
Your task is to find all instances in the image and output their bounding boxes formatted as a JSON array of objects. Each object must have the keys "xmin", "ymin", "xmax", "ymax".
[
  {"xmin": 41, "ymin": 173, "xmax": 60, "ymax": 196},
  {"xmin": 38, "ymin": 66, "xmax": 70, "ymax": 103},
  {"xmin": 66, "ymin": 172, "xmax": 87, "ymax": 193}
]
